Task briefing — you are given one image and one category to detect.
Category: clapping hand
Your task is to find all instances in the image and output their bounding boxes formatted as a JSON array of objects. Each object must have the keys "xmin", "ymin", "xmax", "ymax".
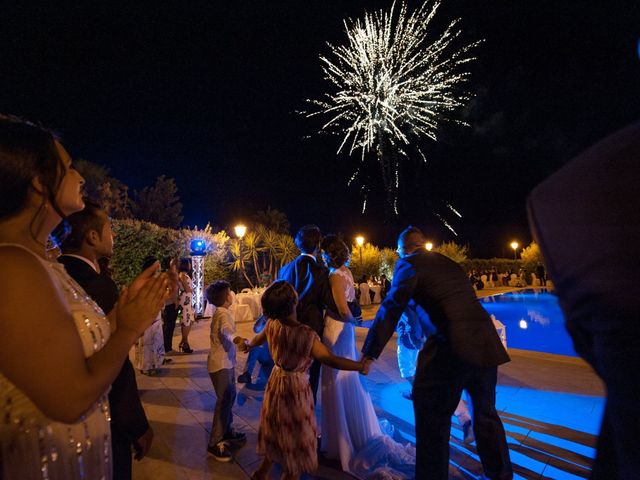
[{"xmin": 116, "ymin": 262, "xmax": 171, "ymax": 337}]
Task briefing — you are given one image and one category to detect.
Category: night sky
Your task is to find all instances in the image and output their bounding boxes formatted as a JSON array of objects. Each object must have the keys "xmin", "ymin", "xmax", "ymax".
[{"xmin": 1, "ymin": 1, "xmax": 638, "ymax": 257}]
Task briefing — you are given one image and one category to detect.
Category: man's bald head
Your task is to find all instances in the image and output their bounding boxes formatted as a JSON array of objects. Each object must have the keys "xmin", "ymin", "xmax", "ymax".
[{"xmin": 397, "ymin": 226, "xmax": 426, "ymax": 258}]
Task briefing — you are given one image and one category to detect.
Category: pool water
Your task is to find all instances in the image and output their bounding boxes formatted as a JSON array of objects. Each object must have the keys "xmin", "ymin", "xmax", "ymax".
[{"xmin": 480, "ymin": 289, "xmax": 578, "ymax": 357}]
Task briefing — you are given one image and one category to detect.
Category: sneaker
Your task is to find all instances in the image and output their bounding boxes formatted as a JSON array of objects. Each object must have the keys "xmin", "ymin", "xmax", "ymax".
[
  {"xmin": 462, "ymin": 420, "xmax": 475, "ymax": 444},
  {"xmin": 223, "ymin": 431, "xmax": 247, "ymax": 448},
  {"xmin": 207, "ymin": 442, "xmax": 232, "ymax": 462},
  {"xmin": 401, "ymin": 390, "xmax": 413, "ymax": 401},
  {"xmin": 237, "ymin": 372, "xmax": 252, "ymax": 384}
]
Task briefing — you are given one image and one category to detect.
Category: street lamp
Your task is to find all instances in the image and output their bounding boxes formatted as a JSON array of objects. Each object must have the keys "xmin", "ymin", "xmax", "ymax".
[
  {"xmin": 510, "ymin": 241, "xmax": 519, "ymax": 260},
  {"xmin": 234, "ymin": 224, "xmax": 247, "ymax": 239},
  {"xmin": 425, "ymin": 242, "xmax": 433, "ymax": 251},
  {"xmin": 234, "ymin": 224, "xmax": 247, "ymax": 291},
  {"xmin": 355, "ymin": 235, "xmax": 365, "ymax": 263}
]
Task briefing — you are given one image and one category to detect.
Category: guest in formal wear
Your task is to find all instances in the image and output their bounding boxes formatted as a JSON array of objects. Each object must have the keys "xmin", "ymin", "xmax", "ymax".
[
  {"xmin": 237, "ymin": 280, "xmax": 369, "ymax": 480},
  {"xmin": 277, "ymin": 225, "xmax": 337, "ymax": 403},
  {"xmin": 162, "ymin": 260, "xmax": 180, "ymax": 353},
  {"xmin": 0, "ymin": 114, "xmax": 172, "ymax": 480},
  {"xmin": 59, "ymin": 201, "xmax": 155, "ymax": 480},
  {"xmin": 528, "ymin": 121, "xmax": 640, "ymax": 479},
  {"xmin": 205, "ymin": 280, "xmax": 247, "ymax": 462},
  {"xmin": 132, "ymin": 256, "xmax": 168, "ymax": 375},
  {"xmin": 362, "ymin": 226, "xmax": 512, "ymax": 480},
  {"xmin": 177, "ymin": 258, "xmax": 195, "ymax": 353}
]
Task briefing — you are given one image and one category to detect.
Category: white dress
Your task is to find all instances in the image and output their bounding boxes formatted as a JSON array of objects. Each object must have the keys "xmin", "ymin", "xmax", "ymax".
[
  {"xmin": 321, "ymin": 267, "xmax": 415, "ymax": 479},
  {"xmin": 0, "ymin": 244, "xmax": 112, "ymax": 480},
  {"xmin": 133, "ymin": 313, "xmax": 165, "ymax": 373}
]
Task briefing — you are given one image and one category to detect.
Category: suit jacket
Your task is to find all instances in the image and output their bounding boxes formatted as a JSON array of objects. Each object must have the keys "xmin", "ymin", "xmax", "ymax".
[
  {"xmin": 527, "ymin": 121, "xmax": 640, "ymax": 361},
  {"xmin": 362, "ymin": 251, "xmax": 510, "ymax": 367},
  {"xmin": 58, "ymin": 256, "xmax": 150, "ymax": 445},
  {"xmin": 277, "ymin": 255, "xmax": 337, "ymax": 336}
]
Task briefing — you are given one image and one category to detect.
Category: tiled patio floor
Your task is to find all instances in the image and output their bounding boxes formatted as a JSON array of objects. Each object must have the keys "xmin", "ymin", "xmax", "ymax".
[{"xmin": 131, "ymin": 295, "xmax": 604, "ymax": 480}]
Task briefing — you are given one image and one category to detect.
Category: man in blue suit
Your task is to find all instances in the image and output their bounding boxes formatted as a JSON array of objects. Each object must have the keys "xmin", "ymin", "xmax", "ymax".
[{"xmin": 278, "ymin": 225, "xmax": 336, "ymax": 403}]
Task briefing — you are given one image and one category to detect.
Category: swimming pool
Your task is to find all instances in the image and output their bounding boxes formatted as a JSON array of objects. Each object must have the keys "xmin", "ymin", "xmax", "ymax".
[{"xmin": 480, "ymin": 289, "xmax": 578, "ymax": 357}]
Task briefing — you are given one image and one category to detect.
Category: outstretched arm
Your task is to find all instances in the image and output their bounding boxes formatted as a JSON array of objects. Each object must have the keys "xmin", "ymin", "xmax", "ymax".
[
  {"xmin": 311, "ymin": 339, "xmax": 369, "ymax": 374},
  {"xmin": 362, "ymin": 258, "xmax": 417, "ymax": 359},
  {"xmin": 235, "ymin": 324, "xmax": 269, "ymax": 353}
]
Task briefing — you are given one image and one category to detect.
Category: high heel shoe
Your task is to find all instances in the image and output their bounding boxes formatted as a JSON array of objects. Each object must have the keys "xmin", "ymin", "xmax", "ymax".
[{"xmin": 179, "ymin": 342, "xmax": 193, "ymax": 354}]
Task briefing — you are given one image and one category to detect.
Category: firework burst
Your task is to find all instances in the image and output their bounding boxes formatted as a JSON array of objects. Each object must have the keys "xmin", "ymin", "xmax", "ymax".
[{"xmin": 307, "ymin": 0, "xmax": 479, "ymax": 220}]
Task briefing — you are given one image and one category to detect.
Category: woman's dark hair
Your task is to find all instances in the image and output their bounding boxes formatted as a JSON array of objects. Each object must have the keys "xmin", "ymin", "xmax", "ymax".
[
  {"xmin": 142, "ymin": 255, "xmax": 158, "ymax": 271},
  {"xmin": 0, "ymin": 114, "xmax": 67, "ymax": 224},
  {"xmin": 206, "ymin": 280, "xmax": 231, "ymax": 307},
  {"xmin": 178, "ymin": 258, "xmax": 192, "ymax": 274},
  {"xmin": 261, "ymin": 280, "xmax": 297, "ymax": 321},
  {"xmin": 294, "ymin": 224, "xmax": 321, "ymax": 254},
  {"xmin": 321, "ymin": 234, "xmax": 350, "ymax": 269}
]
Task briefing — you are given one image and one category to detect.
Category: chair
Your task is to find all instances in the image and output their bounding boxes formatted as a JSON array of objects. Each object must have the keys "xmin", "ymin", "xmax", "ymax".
[
  {"xmin": 480, "ymin": 275, "xmax": 488, "ymax": 287},
  {"xmin": 508, "ymin": 274, "xmax": 519, "ymax": 287},
  {"xmin": 490, "ymin": 315, "xmax": 507, "ymax": 349},
  {"xmin": 531, "ymin": 273, "xmax": 541, "ymax": 286},
  {"xmin": 359, "ymin": 283, "xmax": 371, "ymax": 305}
]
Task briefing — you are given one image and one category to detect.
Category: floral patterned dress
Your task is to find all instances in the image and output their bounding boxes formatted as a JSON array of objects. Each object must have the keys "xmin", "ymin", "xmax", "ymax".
[{"xmin": 257, "ymin": 320, "xmax": 319, "ymax": 476}]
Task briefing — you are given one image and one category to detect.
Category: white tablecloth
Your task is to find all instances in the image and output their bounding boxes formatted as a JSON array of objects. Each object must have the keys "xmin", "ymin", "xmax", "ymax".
[
  {"xmin": 236, "ymin": 292, "xmax": 262, "ymax": 319},
  {"xmin": 369, "ymin": 285, "xmax": 382, "ymax": 303},
  {"xmin": 230, "ymin": 303, "xmax": 253, "ymax": 323}
]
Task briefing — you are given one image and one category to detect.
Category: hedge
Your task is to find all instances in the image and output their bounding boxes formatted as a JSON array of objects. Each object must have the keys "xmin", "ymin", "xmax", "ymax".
[{"xmin": 111, "ymin": 219, "xmax": 230, "ymax": 287}]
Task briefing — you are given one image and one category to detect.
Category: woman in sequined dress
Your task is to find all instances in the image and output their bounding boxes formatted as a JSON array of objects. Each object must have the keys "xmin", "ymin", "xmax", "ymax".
[{"xmin": 0, "ymin": 114, "xmax": 174, "ymax": 480}]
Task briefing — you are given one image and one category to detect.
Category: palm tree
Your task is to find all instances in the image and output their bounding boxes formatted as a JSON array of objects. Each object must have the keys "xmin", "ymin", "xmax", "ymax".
[
  {"xmin": 276, "ymin": 235, "xmax": 299, "ymax": 273},
  {"xmin": 229, "ymin": 239, "xmax": 255, "ymax": 288}
]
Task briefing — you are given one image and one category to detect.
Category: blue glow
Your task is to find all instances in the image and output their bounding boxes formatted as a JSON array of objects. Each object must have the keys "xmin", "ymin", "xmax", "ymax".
[
  {"xmin": 481, "ymin": 289, "xmax": 577, "ymax": 356},
  {"xmin": 190, "ymin": 238, "xmax": 206, "ymax": 255},
  {"xmin": 376, "ymin": 382, "xmax": 603, "ymax": 477}
]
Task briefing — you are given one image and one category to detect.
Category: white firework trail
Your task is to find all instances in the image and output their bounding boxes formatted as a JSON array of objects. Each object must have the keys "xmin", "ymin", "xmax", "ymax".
[{"xmin": 306, "ymin": 0, "xmax": 479, "ymax": 219}]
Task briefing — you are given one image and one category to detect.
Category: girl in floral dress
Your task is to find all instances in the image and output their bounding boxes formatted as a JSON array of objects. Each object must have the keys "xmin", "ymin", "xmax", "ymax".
[{"xmin": 238, "ymin": 280, "xmax": 369, "ymax": 480}]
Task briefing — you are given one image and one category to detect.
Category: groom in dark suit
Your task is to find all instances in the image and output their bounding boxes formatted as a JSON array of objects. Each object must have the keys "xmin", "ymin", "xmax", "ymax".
[
  {"xmin": 362, "ymin": 226, "xmax": 512, "ymax": 480},
  {"xmin": 278, "ymin": 224, "xmax": 336, "ymax": 403},
  {"xmin": 59, "ymin": 201, "xmax": 153, "ymax": 480}
]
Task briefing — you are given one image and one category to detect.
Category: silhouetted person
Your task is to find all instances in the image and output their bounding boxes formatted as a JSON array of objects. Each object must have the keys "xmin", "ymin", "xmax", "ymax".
[{"xmin": 528, "ymin": 121, "xmax": 640, "ymax": 479}]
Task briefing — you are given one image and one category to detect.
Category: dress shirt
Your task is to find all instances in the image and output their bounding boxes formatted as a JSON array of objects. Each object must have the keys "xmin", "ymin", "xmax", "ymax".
[
  {"xmin": 59, "ymin": 253, "xmax": 99, "ymax": 273},
  {"xmin": 207, "ymin": 306, "xmax": 236, "ymax": 373}
]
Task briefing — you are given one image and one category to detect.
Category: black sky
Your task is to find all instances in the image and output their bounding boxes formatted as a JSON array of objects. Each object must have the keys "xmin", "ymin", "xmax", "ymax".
[{"xmin": 1, "ymin": 1, "xmax": 639, "ymax": 257}]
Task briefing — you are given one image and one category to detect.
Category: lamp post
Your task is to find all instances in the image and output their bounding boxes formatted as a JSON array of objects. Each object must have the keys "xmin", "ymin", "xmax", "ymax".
[
  {"xmin": 234, "ymin": 224, "xmax": 247, "ymax": 292},
  {"xmin": 510, "ymin": 241, "xmax": 519, "ymax": 260},
  {"xmin": 425, "ymin": 242, "xmax": 433, "ymax": 251},
  {"xmin": 355, "ymin": 235, "xmax": 365, "ymax": 264}
]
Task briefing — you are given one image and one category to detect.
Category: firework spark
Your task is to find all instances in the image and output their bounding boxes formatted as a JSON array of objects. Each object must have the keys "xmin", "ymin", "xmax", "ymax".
[{"xmin": 307, "ymin": 0, "xmax": 479, "ymax": 218}]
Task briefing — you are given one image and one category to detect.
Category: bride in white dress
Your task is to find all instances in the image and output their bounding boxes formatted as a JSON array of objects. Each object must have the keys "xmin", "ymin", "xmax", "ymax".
[{"xmin": 320, "ymin": 235, "xmax": 415, "ymax": 480}]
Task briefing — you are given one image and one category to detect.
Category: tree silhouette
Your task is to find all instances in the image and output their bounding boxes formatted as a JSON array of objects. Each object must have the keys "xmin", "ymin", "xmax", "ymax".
[{"xmin": 131, "ymin": 175, "xmax": 183, "ymax": 228}]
